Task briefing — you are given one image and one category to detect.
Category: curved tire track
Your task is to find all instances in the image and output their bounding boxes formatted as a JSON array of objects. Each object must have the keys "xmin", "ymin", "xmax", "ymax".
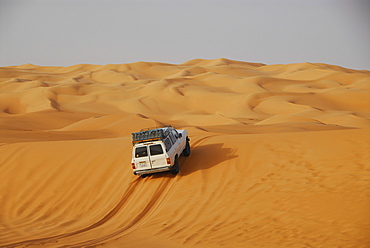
[
  {"xmin": 62, "ymin": 176, "xmax": 175, "ymax": 248},
  {"xmin": 1, "ymin": 175, "xmax": 174, "ymax": 248}
]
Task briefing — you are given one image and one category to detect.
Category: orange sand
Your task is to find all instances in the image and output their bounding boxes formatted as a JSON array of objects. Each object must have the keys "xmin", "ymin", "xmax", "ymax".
[{"xmin": 0, "ymin": 58, "xmax": 369, "ymax": 247}]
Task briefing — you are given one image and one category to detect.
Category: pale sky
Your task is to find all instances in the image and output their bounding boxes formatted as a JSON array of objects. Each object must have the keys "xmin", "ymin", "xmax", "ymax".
[{"xmin": 0, "ymin": 0, "xmax": 369, "ymax": 70}]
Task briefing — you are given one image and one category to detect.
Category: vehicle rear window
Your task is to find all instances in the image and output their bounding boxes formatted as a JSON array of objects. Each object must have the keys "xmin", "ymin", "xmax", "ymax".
[
  {"xmin": 135, "ymin": 147, "xmax": 148, "ymax": 157},
  {"xmin": 149, "ymin": 144, "xmax": 164, "ymax": 155}
]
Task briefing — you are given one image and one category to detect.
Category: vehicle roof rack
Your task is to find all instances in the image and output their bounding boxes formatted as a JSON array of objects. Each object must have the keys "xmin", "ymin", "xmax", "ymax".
[{"xmin": 132, "ymin": 126, "xmax": 173, "ymax": 145}]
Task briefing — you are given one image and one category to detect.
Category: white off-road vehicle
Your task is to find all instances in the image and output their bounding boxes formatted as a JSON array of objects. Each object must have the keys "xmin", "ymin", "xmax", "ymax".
[{"xmin": 131, "ymin": 126, "xmax": 190, "ymax": 177}]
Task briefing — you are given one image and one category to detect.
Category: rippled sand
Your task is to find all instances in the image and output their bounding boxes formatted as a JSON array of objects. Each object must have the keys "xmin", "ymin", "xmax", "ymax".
[{"xmin": 1, "ymin": 58, "xmax": 369, "ymax": 247}]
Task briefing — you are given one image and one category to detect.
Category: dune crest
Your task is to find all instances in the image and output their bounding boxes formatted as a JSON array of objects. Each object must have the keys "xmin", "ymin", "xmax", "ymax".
[{"xmin": 0, "ymin": 59, "xmax": 369, "ymax": 247}]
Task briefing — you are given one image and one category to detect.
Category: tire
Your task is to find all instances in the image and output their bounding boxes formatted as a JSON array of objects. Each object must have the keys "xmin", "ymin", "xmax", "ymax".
[
  {"xmin": 183, "ymin": 140, "xmax": 190, "ymax": 157},
  {"xmin": 171, "ymin": 158, "xmax": 179, "ymax": 175}
]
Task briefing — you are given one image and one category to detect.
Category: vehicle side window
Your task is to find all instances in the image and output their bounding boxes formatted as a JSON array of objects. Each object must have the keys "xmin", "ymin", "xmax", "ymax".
[
  {"xmin": 169, "ymin": 133, "xmax": 176, "ymax": 144},
  {"xmin": 164, "ymin": 137, "xmax": 172, "ymax": 152},
  {"xmin": 172, "ymin": 130, "xmax": 179, "ymax": 139},
  {"xmin": 149, "ymin": 144, "xmax": 164, "ymax": 155},
  {"xmin": 135, "ymin": 147, "xmax": 148, "ymax": 158}
]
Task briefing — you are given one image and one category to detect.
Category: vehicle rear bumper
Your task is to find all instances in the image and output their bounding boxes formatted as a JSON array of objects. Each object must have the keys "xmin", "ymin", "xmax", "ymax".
[{"xmin": 133, "ymin": 166, "xmax": 172, "ymax": 175}]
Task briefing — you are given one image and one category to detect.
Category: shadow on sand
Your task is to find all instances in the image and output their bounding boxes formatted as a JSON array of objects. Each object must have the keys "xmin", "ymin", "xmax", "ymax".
[
  {"xmin": 138, "ymin": 143, "xmax": 237, "ymax": 179},
  {"xmin": 179, "ymin": 143, "xmax": 238, "ymax": 176}
]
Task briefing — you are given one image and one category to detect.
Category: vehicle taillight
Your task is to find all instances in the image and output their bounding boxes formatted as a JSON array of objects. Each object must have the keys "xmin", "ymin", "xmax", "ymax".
[
  {"xmin": 131, "ymin": 163, "xmax": 136, "ymax": 169},
  {"xmin": 166, "ymin": 158, "xmax": 171, "ymax": 164}
]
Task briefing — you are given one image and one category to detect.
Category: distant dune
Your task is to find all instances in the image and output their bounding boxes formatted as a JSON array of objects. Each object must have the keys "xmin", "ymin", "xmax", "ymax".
[{"xmin": 0, "ymin": 58, "xmax": 369, "ymax": 247}]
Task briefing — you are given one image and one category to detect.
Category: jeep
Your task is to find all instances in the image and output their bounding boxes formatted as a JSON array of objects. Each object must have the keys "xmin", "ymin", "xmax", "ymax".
[{"xmin": 131, "ymin": 126, "xmax": 190, "ymax": 177}]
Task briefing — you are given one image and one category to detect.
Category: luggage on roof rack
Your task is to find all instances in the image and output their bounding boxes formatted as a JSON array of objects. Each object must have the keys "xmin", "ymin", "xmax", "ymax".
[{"xmin": 131, "ymin": 126, "xmax": 173, "ymax": 145}]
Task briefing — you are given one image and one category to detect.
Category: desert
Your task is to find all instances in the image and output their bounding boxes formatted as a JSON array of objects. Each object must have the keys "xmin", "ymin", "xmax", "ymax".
[{"xmin": 0, "ymin": 58, "xmax": 369, "ymax": 247}]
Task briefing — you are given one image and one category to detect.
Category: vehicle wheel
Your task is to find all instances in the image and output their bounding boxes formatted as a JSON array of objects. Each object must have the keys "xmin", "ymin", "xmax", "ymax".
[
  {"xmin": 171, "ymin": 158, "xmax": 179, "ymax": 175},
  {"xmin": 183, "ymin": 141, "xmax": 190, "ymax": 157}
]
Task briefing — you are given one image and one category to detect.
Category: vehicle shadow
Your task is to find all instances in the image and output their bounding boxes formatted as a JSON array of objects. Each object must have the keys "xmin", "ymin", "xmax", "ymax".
[{"xmin": 179, "ymin": 143, "xmax": 238, "ymax": 176}]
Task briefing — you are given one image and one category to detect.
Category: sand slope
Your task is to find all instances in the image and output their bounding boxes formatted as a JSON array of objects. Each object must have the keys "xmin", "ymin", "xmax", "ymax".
[{"xmin": 0, "ymin": 58, "xmax": 369, "ymax": 247}]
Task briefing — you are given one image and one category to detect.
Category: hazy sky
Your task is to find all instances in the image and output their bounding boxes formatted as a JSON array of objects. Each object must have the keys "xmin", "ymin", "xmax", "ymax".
[{"xmin": 0, "ymin": 0, "xmax": 369, "ymax": 70}]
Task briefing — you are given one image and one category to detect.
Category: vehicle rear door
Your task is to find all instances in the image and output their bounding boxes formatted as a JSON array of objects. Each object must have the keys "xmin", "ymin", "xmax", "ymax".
[
  {"xmin": 134, "ymin": 145, "xmax": 152, "ymax": 170},
  {"xmin": 149, "ymin": 144, "xmax": 167, "ymax": 169}
]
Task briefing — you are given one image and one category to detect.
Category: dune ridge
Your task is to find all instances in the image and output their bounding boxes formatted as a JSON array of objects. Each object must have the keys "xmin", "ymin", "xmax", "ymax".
[{"xmin": 0, "ymin": 59, "xmax": 369, "ymax": 247}]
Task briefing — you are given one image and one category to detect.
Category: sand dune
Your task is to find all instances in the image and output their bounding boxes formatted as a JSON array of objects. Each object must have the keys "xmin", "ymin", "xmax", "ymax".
[{"xmin": 0, "ymin": 59, "xmax": 369, "ymax": 247}]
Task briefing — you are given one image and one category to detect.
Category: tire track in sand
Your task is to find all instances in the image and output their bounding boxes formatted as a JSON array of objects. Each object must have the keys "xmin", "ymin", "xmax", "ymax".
[
  {"xmin": 61, "ymin": 175, "xmax": 176, "ymax": 248},
  {"xmin": 61, "ymin": 136, "xmax": 212, "ymax": 247},
  {"xmin": 1, "ymin": 175, "xmax": 175, "ymax": 248}
]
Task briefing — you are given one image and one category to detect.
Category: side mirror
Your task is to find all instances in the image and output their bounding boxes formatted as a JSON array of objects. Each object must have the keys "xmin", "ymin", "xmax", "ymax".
[{"xmin": 179, "ymin": 133, "xmax": 182, "ymax": 138}]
